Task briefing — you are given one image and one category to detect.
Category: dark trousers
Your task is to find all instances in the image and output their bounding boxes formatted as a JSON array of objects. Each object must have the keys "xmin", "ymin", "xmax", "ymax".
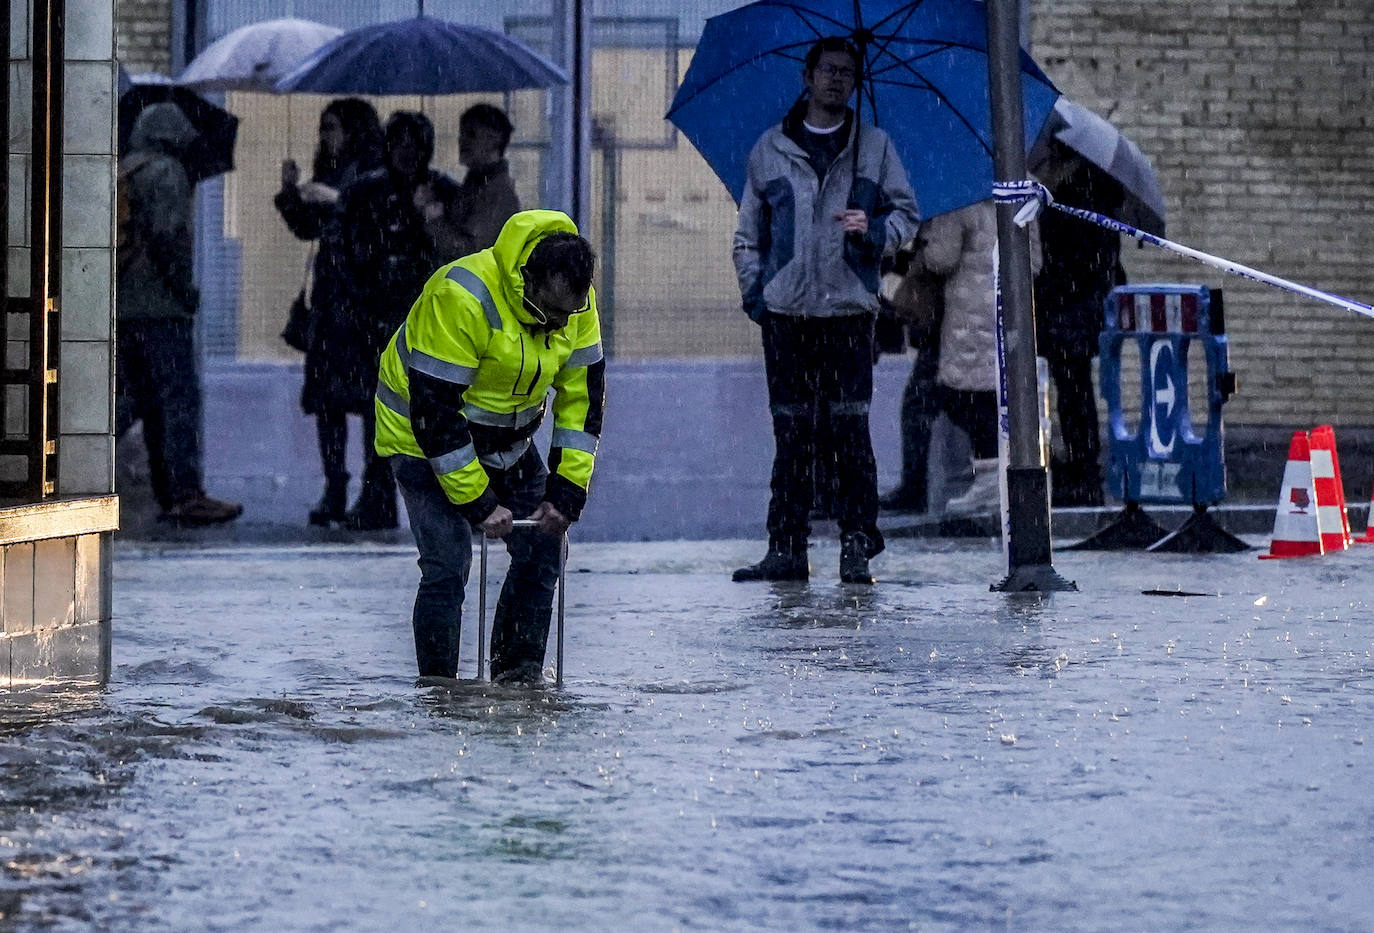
[
  {"xmin": 316, "ymin": 409, "xmax": 349, "ymax": 484},
  {"xmin": 392, "ymin": 447, "xmax": 562, "ymax": 680},
  {"xmin": 896, "ymin": 346, "xmax": 941, "ymax": 498},
  {"xmin": 940, "ymin": 387, "xmax": 999, "ymax": 461},
  {"xmin": 1043, "ymin": 345, "xmax": 1101, "ymax": 487},
  {"xmin": 115, "ymin": 317, "xmax": 203, "ymax": 512},
  {"xmin": 762, "ymin": 313, "xmax": 882, "ymax": 555}
]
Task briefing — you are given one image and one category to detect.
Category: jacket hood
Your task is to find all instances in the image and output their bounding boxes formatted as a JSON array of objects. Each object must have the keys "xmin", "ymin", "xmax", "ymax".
[
  {"xmin": 490, "ymin": 209, "xmax": 580, "ymax": 327},
  {"xmin": 127, "ymin": 102, "xmax": 199, "ymax": 158}
]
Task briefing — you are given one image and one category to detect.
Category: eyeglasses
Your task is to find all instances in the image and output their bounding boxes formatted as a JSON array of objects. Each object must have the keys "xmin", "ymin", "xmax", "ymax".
[
  {"xmin": 523, "ymin": 292, "xmax": 590, "ymax": 325},
  {"xmin": 814, "ymin": 64, "xmax": 857, "ymax": 79}
]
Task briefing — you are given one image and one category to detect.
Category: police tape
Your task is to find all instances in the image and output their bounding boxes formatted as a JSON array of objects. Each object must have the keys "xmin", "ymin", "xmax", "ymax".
[{"xmin": 991, "ymin": 179, "xmax": 1374, "ymax": 320}]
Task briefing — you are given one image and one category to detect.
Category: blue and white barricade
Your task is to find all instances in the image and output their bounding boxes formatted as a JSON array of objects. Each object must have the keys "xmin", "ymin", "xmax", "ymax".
[{"xmin": 1099, "ymin": 284, "xmax": 1235, "ymax": 507}]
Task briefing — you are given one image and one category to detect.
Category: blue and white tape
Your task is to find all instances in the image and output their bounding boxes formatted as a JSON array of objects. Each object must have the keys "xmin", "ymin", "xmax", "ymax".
[{"xmin": 992, "ymin": 179, "xmax": 1374, "ymax": 320}]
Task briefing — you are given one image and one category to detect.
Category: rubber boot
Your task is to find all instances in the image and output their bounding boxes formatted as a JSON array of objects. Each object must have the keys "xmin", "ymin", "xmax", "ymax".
[
  {"xmin": 944, "ymin": 458, "xmax": 1000, "ymax": 517},
  {"xmin": 489, "ymin": 600, "xmax": 552, "ymax": 685}
]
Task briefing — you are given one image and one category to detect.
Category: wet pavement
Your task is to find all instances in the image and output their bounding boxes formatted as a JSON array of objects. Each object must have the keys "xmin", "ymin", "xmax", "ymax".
[{"xmin": 1, "ymin": 535, "xmax": 1371, "ymax": 931}]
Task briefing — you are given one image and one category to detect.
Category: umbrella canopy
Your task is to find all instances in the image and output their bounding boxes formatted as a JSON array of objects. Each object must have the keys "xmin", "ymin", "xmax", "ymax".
[
  {"xmin": 119, "ymin": 77, "xmax": 239, "ymax": 183},
  {"xmin": 1032, "ymin": 98, "xmax": 1167, "ymax": 236},
  {"xmin": 177, "ymin": 17, "xmax": 344, "ymax": 92},
  {"xmin": 666, "ymin": 0, "xmax": 1059, "ymax": 220},
  {"xmin": 274, "ymin": 16, "xmax": 568, "ymax": 95}
]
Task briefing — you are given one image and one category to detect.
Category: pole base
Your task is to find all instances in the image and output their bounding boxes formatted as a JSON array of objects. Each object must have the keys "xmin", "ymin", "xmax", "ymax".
[
  {"xmin": 991, "ymin": 563, "xmax": 1078, "ymax": 592},
  {"xmin": 1147, "ymin": 506, "xmax": 1250, "ymax": 554},
  {"xmin": 1065, "ymin": 501, "xmax": 1171, "ymax": 551}
]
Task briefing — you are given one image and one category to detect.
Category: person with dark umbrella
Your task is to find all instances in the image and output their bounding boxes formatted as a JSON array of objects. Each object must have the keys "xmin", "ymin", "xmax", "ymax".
[{"xmin": 335, "ymin": 111, "xmax": 464, "ymax": 531}]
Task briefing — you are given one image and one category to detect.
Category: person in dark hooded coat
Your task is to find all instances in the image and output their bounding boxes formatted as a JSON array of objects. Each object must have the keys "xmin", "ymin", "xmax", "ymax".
[
  {"xmin": 274, "ymin": 97, "xmax": 384, "ymax": 527},
  {"xmin": 116, "ymin": 102, "xmax": 242, "ymax": 526},
  {"xmin": 334, "ymin": 110, "xmax": 464, "ymax": 530}
]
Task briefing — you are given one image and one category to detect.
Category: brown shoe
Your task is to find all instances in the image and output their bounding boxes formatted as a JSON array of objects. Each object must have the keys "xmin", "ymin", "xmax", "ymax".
[{"xmin": 161, "ymin": 493, "xmax": 243, "ymax": 526}]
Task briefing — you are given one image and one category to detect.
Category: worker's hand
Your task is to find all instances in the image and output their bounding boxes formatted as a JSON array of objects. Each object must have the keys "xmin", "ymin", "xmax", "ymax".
[
  {"xmin": 479, "ymin": 505, "xmax": 514, "ymax": 539},
  {"xmin": 835, "ymin": 209, "xmax": 869, "ymax": 235},
  {"xmin": 528, "ymin": 501, "xmax": 570, "ymax": 536},
  {"xmin": 281, "ymin": 158, "xmax": 300, "ymax": 188}
]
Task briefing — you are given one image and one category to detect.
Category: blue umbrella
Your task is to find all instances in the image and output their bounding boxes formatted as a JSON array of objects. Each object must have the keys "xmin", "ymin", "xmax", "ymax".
[
  {"xmin": 666, "ymin": 0, "xmax": 1060, "ymax": 219},
  {"xmin": 273, "ymin": 16, "xmax": 568, "ymax": 95}
]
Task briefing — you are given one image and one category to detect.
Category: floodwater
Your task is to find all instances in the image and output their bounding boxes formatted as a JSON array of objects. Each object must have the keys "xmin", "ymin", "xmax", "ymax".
[{"xmin": 1, "ymin": 536, "xmax": 1371, "ymax": 931}]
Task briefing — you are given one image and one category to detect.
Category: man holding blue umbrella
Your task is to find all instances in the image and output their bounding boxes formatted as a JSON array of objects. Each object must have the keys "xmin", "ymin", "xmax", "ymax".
[{"xmin": 731, "ymin": 38, "xmax": 919, "ymax": 585}]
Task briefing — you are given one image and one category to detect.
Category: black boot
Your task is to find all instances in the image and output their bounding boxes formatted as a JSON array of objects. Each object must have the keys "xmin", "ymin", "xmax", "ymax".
[
  {"xmin": 840, "ymin": 532, "xmax": 875, "ymax": 585},
  {"xmin": 879, "ymin": 484, "xmax": 926, "ymax": 513},
  {"xmin": 732, "ymin": 548, "xmax": 809, "ymax": 582},
  {"xmin": 308, "ymin": 475, "xmax": 349, "ymax": 527}
]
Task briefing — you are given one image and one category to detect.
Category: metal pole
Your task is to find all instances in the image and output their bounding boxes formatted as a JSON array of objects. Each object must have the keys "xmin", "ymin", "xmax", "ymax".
[
  {"xmin": 477, "ymin": 520, "xmax": 567, "ymax": 685},
  {"xmin": 478, "ymin": 533, "xmax": 488, "ymax": 679},
  {"xmin": 986, "ymin": 0, "xmax": 1075, "ymax": 592}
]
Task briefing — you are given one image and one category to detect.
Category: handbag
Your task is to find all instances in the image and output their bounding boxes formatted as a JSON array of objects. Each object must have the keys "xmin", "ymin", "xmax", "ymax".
[
  {"xmin": 886, "ymin": 268, "xmax": 945, "ymax": 351},
  {"xmin": 281, "ymin": 244, "xmax": 317, "ymax": 352}
]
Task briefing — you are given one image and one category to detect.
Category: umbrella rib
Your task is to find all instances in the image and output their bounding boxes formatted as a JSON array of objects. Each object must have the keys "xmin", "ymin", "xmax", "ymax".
[{"xmin": 865, "ymin": 0, "xmax": 935, "ymax": 37}]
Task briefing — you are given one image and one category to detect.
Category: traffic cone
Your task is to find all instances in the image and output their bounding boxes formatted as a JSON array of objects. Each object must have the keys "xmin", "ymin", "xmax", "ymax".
[
  {"xmin": 1260, "ymin": 430, "xmax": 1324, "ymax": 559},
  {"xmin": 1309, "ymin": 425, "xmax": 1349, "ymax": 552}
]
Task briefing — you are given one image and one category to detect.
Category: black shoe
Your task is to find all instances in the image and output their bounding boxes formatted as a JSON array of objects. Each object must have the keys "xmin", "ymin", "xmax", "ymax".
[
  {"xmin": 732, "ymin": 550, "xmax": 809, "ymax": 582},
  {"xmin": 879, "ymin": 485, "xmax": 926, "ymax": 513},
  {"xmin": 840, "ymin": 532, "xmax": 874, "ymax": 584},
  {"xmin": 308, "ymin": 480, "xmax": 349, "ymax": 527},
  {"xmin": 343, "ymin": 499, "xmax": 398, "ymax": 531}
]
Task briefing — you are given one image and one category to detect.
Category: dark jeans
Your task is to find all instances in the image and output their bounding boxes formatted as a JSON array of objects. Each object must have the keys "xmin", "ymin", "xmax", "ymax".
[
  {"xmin": 392, "ymin": 447, "xmax": 562, "ymax": 680},
  {"xmin": 940, "ymin": 387, "xmax": 999, "ymax": 460},
  {"xmin": 896, "ymin": 346, "xmax": 941, "ymax": 496},
  {"xmin": 115, "ymin": 317, "xmax": 203, "ymax": 512},
  {"xmin": 762, "ymin": 312, "xmax": 882, "ymax": 555},
  {"xmin": 316, "ymin": 409, "xmax": 349, "ymax": 485}
]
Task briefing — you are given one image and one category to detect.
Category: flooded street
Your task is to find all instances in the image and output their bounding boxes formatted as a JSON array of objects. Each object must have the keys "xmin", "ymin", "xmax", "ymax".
[{"xmin": 2, "ymin": 537, "xmax": 1371, "ymax": 931}]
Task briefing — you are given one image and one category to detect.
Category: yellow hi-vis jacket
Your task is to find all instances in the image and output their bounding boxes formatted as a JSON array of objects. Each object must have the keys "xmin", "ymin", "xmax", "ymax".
[{"xmin": 374, "ymin": 210, "xmax": 605, "ymax": 524}]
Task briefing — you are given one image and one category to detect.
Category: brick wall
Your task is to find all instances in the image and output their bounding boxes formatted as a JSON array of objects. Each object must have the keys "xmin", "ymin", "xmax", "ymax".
[
  {"xmin": 114, "ymin": 0, "xmax": 171, "ymax": 74},
  {"xmin": 1033, "ymin": 0, "xmax": 1374, "ymax": 428}
]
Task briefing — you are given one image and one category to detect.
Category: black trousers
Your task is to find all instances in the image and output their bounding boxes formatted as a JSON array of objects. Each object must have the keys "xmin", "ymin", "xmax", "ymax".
[
  {"xmin": 115, "ymin": 317, "xmax": 204, "ymax": 512},
  {"xmin": 939, "ymin": 387, "xmax": 999, "ymax": 461},
  {"xmin": 1042, "ymin": 344, "xmax": 1101, "ymax": 482},
  {"xmin": 762, "ymin": 313, "xmax": 882, "ymax": 555}
]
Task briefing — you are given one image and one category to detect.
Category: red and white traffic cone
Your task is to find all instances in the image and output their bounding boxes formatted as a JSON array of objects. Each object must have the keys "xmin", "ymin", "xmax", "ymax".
[
  {"xmin": 1309, "ymin": 425, "xmax": 1350, "ymax": 552},
  {"xmin": 1260, "ymin": 430, "xmax": 1324, "ymax": 560}
]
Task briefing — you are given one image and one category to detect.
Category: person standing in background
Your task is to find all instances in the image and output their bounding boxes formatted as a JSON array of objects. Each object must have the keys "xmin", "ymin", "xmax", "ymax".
[
  {"xmin": 274, "ymin": 98, "xmax": 384, "ymax": 528},
  {"xmin": 731, "ymin": 37, "xmax": 919, "ymax": 585},
  {"xmin": 117, "ymin": 102, "xmax": 242, "ymax": 527},
  {"xmin": 427, "ymin": 103, "xmax": 522, "ymax": 260},
  {"xmin": 908, "ymin": 200, "xmax": 1041, "ymax": 519},
  {"xmin": 335, "ymin": 111, "xmax": 463, "ymax": 531}
]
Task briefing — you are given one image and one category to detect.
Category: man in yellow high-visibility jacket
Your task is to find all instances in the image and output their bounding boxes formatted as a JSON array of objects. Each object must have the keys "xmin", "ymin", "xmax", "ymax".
[{"xmin": 375, "ymin": 210, "xmax": 604, "ymax": 684}]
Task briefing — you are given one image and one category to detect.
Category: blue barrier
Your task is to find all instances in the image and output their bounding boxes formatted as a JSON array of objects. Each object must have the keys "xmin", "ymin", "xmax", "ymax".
[{"xmin": 1099, "ymin": 284, "xmax": 1235, "ymax": 507}]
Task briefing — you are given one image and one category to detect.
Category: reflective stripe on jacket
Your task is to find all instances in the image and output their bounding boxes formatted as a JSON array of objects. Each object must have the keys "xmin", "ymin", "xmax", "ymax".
[{"xmin": 374, "ymin": 209, "xmax": 605, "ymax": 523}]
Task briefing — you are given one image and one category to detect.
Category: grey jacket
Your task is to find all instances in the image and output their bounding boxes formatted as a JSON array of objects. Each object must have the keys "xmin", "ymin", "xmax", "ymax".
[
  {"xmin": 733, "ymin": 108, "xmax": 919, "ymax": 320},
  {"xmin": 118, "ymin": 103, "xmax": 199, "ymax": 321}
]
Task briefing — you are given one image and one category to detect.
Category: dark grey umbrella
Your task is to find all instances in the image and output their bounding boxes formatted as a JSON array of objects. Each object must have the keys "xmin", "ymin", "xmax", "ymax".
[{"xmin": 1034, "ymin": 98, "xmax": 1167, "ymax": 236}]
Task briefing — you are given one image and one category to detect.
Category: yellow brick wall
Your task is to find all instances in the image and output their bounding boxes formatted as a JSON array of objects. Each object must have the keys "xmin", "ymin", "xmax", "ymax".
[{"xmin": 1032, "ymin": 0, "xmax": 1374, "ymax": 427}]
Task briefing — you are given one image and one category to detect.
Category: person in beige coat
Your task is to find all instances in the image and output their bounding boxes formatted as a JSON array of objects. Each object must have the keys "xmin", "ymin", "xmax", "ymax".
[{"xmin": 908, "ymin": 200, "xmax": 1040, "ymax": 517}]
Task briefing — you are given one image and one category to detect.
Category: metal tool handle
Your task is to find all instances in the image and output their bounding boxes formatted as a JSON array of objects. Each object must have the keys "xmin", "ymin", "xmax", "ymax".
[{"xmin": 477, "ymin": 520, "xmax": 567, "ymax": 686}]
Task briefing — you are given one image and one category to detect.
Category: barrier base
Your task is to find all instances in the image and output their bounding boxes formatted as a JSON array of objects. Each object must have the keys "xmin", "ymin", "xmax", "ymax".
[
  {"xmin": 1147, "ymin": 506, "xmax": 1250, "ymax": 553},
  {"xmin": 1064, "ymin": 501, "xmax": 1170, "ymax": 551}
]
